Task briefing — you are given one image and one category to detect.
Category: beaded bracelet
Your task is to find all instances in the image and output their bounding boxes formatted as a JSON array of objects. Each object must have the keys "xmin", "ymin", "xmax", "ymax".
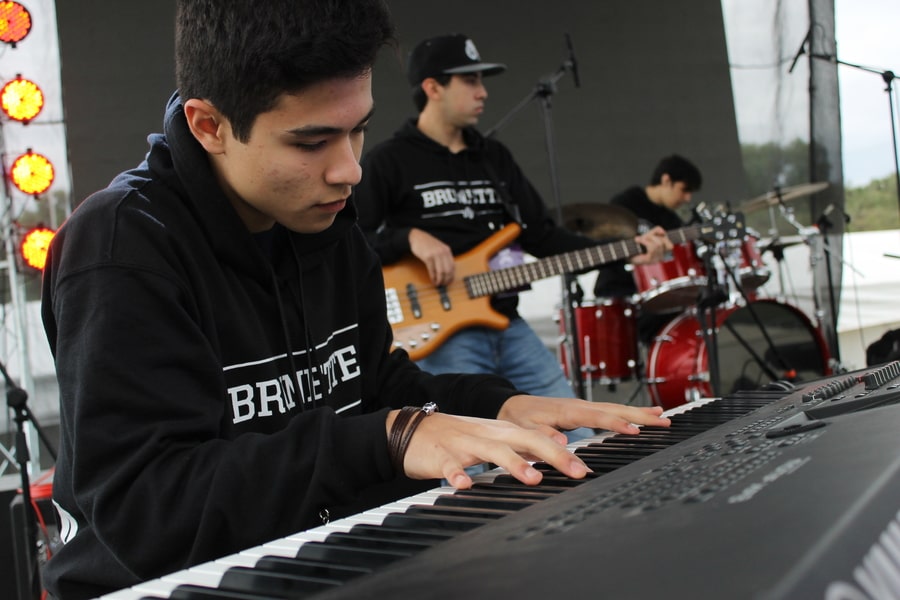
[{"xmin": 388, "ymin": 402, "xmax": 439, "ymax": 472}]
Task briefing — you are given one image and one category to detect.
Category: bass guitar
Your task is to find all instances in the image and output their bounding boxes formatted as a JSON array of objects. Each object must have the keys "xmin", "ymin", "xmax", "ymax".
[{"xmin": 383, "ymin": 214, "xmax": 744, "ymax": 360}]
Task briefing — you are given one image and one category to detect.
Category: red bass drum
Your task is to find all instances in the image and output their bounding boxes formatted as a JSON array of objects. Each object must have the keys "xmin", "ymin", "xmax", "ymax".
[{"xmin": 646, "ymin": 300, "xmax": 830, "ymax": 409}]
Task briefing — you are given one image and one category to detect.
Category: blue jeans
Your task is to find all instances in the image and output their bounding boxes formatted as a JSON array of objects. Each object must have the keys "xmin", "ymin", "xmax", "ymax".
[{"xmin": 417, "ymin": 317, "xmax": 595, "ymax": 443}]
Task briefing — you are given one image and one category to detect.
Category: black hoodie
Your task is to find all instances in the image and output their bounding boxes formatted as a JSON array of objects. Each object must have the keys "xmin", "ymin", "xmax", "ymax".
[
  {"xmin": 40, "ymin": 95, "xmax": 518, "ymax": 599},
  {"xmin": 355, "ymin": 119, "xmax": 602, "ymax": 317}
]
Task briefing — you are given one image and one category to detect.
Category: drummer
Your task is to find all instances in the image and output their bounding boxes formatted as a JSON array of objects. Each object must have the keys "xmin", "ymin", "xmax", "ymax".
[{"xmin": 594, "ymin": 154, "xmax": 703, "ymax": 342}]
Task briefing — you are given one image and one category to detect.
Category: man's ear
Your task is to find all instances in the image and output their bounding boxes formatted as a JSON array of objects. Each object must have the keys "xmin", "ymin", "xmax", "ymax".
[
  {"xmin": 421, "ymin": 77, "xmax": 444, "ymax": 101},
  {"xmin": 659, "ymin": 173, "xmax": 673, "ymax": 187},
  {"xmin": 183, "ymin": 98, "xmax": 226, "ymax": 154}
]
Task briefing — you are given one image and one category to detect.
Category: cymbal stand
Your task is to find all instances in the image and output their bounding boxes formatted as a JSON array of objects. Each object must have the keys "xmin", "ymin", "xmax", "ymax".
[
  {"xmin": 719, "ymin": 253, "xmax": 789, "ymax": 382},
  {"xmin": 763, "ymin": 204, "xmax": 791, "ymax": 299},
  {"xmin": 772, "ymin": 193, "xmax": 861, "ymax": 367},
  {"xmin": 486, "ymin": 34, "xmax": 584, "ymax": 397}
]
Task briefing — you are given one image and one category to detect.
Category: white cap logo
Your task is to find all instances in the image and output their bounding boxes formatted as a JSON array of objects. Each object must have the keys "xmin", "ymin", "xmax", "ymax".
[{"xmin": 464, "ymin": 39, "xmax": 480, "ymax": 61}]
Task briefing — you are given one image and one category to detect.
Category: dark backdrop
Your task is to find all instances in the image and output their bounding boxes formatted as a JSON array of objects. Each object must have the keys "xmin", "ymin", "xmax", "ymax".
[{"xmin": 55, "ymin": 0, "xmax": 746, "ymax": 212}]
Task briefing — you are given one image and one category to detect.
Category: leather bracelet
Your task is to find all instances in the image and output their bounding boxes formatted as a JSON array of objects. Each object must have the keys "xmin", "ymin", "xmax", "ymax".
[
  {"xmin": 388, "ymin": 402, "xmax": 438, "ymax": 472},
  {"xmin": 388, "ymin": 406, "xmax": 416, "ymax": 464}
]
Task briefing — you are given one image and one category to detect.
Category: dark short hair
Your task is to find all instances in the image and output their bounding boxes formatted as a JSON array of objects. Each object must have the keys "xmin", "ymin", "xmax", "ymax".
[
  {"xmin": 175, "ymin": 0, "xmax": 396, "ymax": 142},
  {"xmin": 650, "ymin": 154, "xmax": 703, "ymax": 192}
]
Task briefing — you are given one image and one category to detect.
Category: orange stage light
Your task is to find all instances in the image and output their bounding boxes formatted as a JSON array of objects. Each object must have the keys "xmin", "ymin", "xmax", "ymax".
[
  {"xmin": 10, "ymin": 150, "xmax": 54, "ymax": 195},
  {"xmin": 1, "ymin": 76, "xmax": 44, "ymax": 122},
  {"xmin": 0, "ymin": 1, "xmax": 31, "ymax": 46}
]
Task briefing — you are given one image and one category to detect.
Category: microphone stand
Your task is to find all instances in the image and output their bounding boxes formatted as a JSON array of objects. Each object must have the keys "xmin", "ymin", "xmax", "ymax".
[
  {"xmin": 694, "ymin": 243, "xmax": 728, "ymax": 397},
  {"xmin": 2, "ymin": 358, "xmax": 57, "ymax": 600},
  {"xmin": 804, "ymin": 52, "xmax": 900, "ymax": 218},
  {"xmin": 486, "ymin": 36, "xmax": 584, "ymax": 397},
  {"xmin": 816, "ymin": 207, "xmax": 843, "ymax": 366}
]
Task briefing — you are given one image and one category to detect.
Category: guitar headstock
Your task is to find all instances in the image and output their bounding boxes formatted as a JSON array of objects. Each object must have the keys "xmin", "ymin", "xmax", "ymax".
[{"xmin": 693, "ymin": 209, "xmax": 746, "ymax": 243}]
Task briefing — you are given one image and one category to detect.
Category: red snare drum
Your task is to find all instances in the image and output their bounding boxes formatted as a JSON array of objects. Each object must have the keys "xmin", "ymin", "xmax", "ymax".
[
  {"xmin": 646, "ymin": 300, "xmax": 830, "ymax": 410},
  {"xmin": 558, "ymin": 297, "xmax": 639, "ymax": 383},
  {"xmin": 632, "ymin": 242, "xmax": 707, "ymax": 314}
]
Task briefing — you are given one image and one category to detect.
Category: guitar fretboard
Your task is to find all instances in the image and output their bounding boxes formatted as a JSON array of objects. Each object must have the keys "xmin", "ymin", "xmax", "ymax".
[{"xmin": 463, "ymin": 223, "xmax": 711, "ymax": 299}]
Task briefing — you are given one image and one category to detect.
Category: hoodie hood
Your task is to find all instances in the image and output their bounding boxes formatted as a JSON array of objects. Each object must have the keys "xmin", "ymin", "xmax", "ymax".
[
  {"xmin": 146, "ymin": 93, "xmax": 358, "ymax": 278},
  {"xmin": 392, "ymin": 117, "xmax": 487, "ymax": 156}
]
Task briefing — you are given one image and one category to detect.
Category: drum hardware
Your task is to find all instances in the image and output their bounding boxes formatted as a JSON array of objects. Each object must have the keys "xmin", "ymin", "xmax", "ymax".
[
  {"xmin": 695, "ymin": 241, "xmax": 728, "ymax": 397},
  {"xmin": 689, "ymin": 211, "xmax": 796, "ymax": 398},
  {"xmin": 757, "ymin": 234, "xmax": 804, "ymax": 298},
  {"xmin": 760, "ymin": 186, "xmax": 860, "ymax": 370}
]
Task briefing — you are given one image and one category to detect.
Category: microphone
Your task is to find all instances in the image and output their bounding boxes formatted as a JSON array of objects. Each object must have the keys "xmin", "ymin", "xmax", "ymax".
[
  {"xmin": 788, "ymin": 27, "xmax": 812, "ymax": 74},
  {"xmin": 565, "ymin": 33, "xmax": 581, "ymax": 88}
]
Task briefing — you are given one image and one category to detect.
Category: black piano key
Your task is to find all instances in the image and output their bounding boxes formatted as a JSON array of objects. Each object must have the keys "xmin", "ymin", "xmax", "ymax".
[
  {"xmin": 404, "ymin": 503, "xmax": 513, "ymax": 520},
  {"xmin": 433, "ymin": 494, "xmax": 537, "ymax": 512},
  {"xmin": 491, "ymin": 473, "xmax": 584, "ymax": 488},
  {"xmin": 254, "ymin": 555, "xmax": 371, "ymax": 581},
  {"xmin": 346, "ymin": 523, "xmax": 455, "ymax": 543},
  {"xmin": 169, "ymin": 583, "xmax": 285, "ymax": 600},
  {"xmin": 380, "ymin": 511, "xmax": 490, "ymax": 532},
  {"xmin": 295, "ymin": 541, "xmax": 412, "ymax": 568},
  {"xmin": 471, "ymin": 481, "xmax": 569, "ymax": 495},
  {"xmin": 453, "ymin": 486, "xmax": 556, "ymax": 501},
  {"xmin": 322, "ymin": 531, "xmax": 434, "ymax": 552},
  {"xmin": 583, "ymin": 436, "xmax": 675, "ymax": 447},
  {"xmin": 218, "ymin": 566, "xmax": 339, "ymax": 597},
  {"xmin": 567, "ymin": 453, "xmax": 649, "ymax": 465}
]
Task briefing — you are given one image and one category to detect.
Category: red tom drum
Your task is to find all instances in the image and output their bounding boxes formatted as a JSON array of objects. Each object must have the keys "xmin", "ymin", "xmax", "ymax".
[
  {"xmin": 631, "ymin": 242, "xmax": 707, "ymax": 314},
  {"xmin": 646, "ymin": 300, "xmax": 830, "ymax": 410},
  {"xmin": 558, "ymin": 297, "xmax": 639, "ymax": 383}
]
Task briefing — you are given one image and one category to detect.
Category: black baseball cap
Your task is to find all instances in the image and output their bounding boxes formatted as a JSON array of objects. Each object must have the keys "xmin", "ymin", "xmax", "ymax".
[{"xmin": 407, "ymin": 34, "xmax": 506, "ymax": 86}]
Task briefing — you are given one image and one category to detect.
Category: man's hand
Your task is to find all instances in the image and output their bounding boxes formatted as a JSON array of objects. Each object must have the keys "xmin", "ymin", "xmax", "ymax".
[
  {"xmin": 496, "ymin": 394, "xmax": 671, "ymax": 435},
  {"xmin": 629, "ymin": 226, "xmax": 671, "ymax": 265},
  {"xmin": 408, "ymin": 228, "xmax": 455, "ymax": 286},
  {"xmin": 389, "ymin": 398, "xmax": 670, "ymax": 490},
  {"xmin": 393, "ymin": 412, "xmax": 584, "ymax": 490}
]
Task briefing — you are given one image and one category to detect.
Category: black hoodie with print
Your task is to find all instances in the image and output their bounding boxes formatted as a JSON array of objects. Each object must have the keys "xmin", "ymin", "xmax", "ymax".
[
  {"xmin": 354, "ymin": 119, "xmax": 604, "ymax": 317},
  {"xmin": 40, "ymin": 95, "xmax": 519, "ymax": 600}
]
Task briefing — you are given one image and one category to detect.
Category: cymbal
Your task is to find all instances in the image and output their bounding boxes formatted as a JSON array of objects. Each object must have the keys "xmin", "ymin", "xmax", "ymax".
[
  {"xmin": 740, "ymin": 182, "xmax": 829, "ymax": 213},
  {"xmin": 561, "ymin": 203, "xmax": 639, "ymax": 240}
]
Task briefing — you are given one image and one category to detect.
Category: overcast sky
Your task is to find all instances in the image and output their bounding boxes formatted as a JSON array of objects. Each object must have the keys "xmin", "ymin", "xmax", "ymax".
[{"xmin": 1, "ymin": 0, "xmax": 897, "ymax": 198}]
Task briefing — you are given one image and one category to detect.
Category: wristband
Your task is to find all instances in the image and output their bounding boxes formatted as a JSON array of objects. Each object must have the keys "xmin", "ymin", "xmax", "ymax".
[{"xmin": 388, "ymin": 402, "xmax": 438, "ymax": 472}]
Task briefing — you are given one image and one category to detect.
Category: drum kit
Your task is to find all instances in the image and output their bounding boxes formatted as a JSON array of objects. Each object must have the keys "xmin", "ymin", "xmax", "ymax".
[{"xmin": 557, "ymin": 184, "xmax": 834, "ymax": 410}]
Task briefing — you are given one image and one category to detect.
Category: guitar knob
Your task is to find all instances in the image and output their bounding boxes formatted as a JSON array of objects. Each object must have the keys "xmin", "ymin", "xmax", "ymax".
[
  {"xmin": 429, "ymin": 323, "xmax": 440, "ymax": 331},
  {"xmin": 408, "ymin": 340, "xmax": 418, "ymax": 348},
  {"xmin": 420, "ymin": 333, "xmax": 431, "ymax": 341}
]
